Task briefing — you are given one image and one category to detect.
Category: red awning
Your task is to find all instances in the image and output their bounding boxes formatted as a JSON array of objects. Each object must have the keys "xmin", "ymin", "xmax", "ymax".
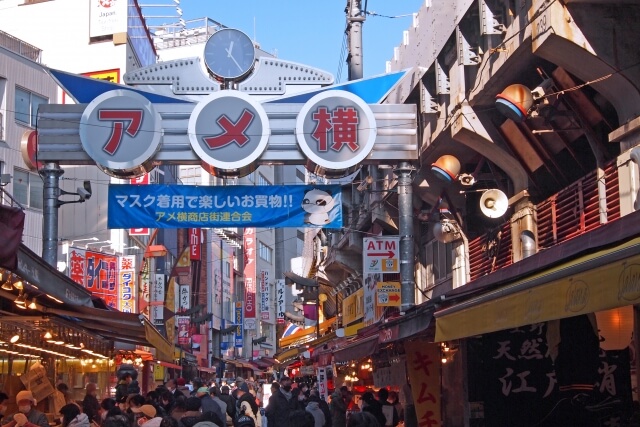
[
  {"xmin": 198, "ymin": 366, "xmax": 217, "ymax": 373},
  {"xmin": 156, "ymin": 361, "xmax": 182, "ymax": 370}
]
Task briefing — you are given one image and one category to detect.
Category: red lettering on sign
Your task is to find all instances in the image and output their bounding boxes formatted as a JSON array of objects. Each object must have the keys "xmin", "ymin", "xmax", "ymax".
[
  {"xmin": 98, "ymin": 109, "xmax": 143, "ymax": 155},
  {"xmin": 203, "ymin": 109, "xmax": 254, "ymax": 149},
  {"xmin": 311, "ymin": 106, "xmax": 360, "ymax": 152},
  {"xmin": 312, "ymin": 107, "xmax": 332, "ymax": 151}
]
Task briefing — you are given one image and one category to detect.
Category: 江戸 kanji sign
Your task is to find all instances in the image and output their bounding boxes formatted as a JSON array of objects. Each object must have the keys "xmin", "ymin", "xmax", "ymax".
[{"xmin": 108, "ymin": 184, "xmax": 342, "ymax": 229}]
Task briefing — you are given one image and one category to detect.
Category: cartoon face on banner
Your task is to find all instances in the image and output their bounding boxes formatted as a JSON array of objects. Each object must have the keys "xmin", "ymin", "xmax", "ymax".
[{"xmin": 301, "ymin": 188, "xmax": 338, "ymax": 225}]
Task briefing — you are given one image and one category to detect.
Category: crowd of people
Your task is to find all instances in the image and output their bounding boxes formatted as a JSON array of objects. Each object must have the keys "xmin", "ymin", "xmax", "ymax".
[{"xmin": 0, "ymin": 373, "xmax": 404, "ymax": 427}]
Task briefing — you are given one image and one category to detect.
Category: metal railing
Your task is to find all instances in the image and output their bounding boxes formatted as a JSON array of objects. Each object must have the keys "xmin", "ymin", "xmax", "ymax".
[{"xmin": 0, "ymin": 30, "xmax": 42, "ymax": 62}]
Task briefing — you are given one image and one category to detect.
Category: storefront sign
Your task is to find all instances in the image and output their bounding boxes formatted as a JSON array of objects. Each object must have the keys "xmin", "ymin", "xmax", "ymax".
[
  {"xmin": 260, "ymin": 269, "xmax": 271, "ymax": 322},
  {"xmin": 68, "ymin": 247, "xmax": 86, "ymax": 286},
  {"xmin": 296, "ymin": 90, "xmax": 377, "ymax": 172},
  {"xmin": 107, "ymin": 184, "xmax": 342, "ymax": 229},
  {"xmin": 190, "ymin": 228, "xmax": 201, "ymax": 260},
  {"xmin": 405, "ymin": 340, "xmax": 442, "ymax": 426},
  {"xmin": 85, "ymin": 250, "xmax": 118, "ymax": 308},
  {"xmin": 317, "ymin": 366, "xmax": 328, "ymax": 401},
  {"xmin": 177, "ymin": 282, "xmax": 190, "ymax": 312},
  {"xmin": 342, "ymin": 288, "xmax": 364, "ymax": 325},
  {"xmin": 89, "ymin": 0, "xmax": 127, "ymax": 38},
  {"xmin": 118, "ymin": 255, "xmax": 136, "ymax": 313},
  {"xmin": 364, "ymin": 236, "xmax": 399, "ymax": 273},
  {"xmin": 151, "ymin": 274, "xmax": 165, "ymax": 325},
  {"xmin": 276, "ymin": 279, "xmax": 285, "ymax": 324},
  {"xmin": 177, "ymin": 316, "xmax": 190, "ymax": 346},
  {"xmin": 235, "ymin": 302, "xmax": 244, "ymax": 347},
  {"xmin": 376, "ymin": 281, "xmax": 401, "ymax": 307},
  {"xmin": 243, "ymin": 228, "xmax": 256, "ymax": 325}
]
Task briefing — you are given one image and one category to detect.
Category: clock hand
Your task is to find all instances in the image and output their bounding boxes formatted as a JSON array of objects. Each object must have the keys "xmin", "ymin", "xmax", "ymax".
[
  {"xmin": 227, "ymin": 41, "xmax": 234, "ymax": 57},
  {"xmin": 228, "ymin": 52, "xmax": 244, "ymax": 72}
]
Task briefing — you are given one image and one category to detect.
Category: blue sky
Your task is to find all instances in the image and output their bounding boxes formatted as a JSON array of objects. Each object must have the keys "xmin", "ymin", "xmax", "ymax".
[{"xmin": 146, "ymin": 0, "xmax": 424, "ymax": 82}]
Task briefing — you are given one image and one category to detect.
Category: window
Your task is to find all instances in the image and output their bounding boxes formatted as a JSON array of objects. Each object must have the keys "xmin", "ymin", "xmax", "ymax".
[
  {"xmin": 14, "ymin": 87, "xmax": 47, "ymax": 127},
  {"xmin": 224, "ymin": 261, "xmax": 230, "ymax": 278},
  {"xmin": 258, "ymin": 241, "xmax": 272, "ymax": 263},
  {"xmin": 425, "ymin": 239, "xmax": 453, "ymax": 286},
  {"xmin": 296, "ymin": 168, "xmax": 306, "ymax": 183},
  {"xmin": 13, "ymin": 168, "xmax": 43, "ymax": 209}
]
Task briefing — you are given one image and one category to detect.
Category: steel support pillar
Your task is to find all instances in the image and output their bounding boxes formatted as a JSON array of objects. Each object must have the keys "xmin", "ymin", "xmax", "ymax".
[
  {"xmin": 396, "ymin": 161, "xmax": 415, "ymax": 312},
  {"xmin": 42, "ymin": 162, "xmax": 63, "ymax": 267}
]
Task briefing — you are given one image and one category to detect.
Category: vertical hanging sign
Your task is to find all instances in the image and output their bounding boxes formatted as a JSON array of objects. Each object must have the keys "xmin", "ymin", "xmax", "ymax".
[
  {"xmin": 276, "ymin": 279, "xmax": 285, "ymax": 324},
  {"xmin": 151, "ymin": 274, "xmax": 165, "ymax": 325},
  {"xmin": 260, "ymin": 269, "xmax": 271, "ymax": 323},
  {"xmin": 189, "ymin": 228, "xmax": 201, "ymax": 260},
  {"xmin": 118, "ymin": 255, "xmax": 136, "ymax": 313},
  {"xmin": 68, "ymin": 247, "xmax": 86, "ymax": 286},
  {"xmin": 178, "ymin": 283, "xmax": 190, "ymax": 312},
  {"xmin": 177, "ymin": 316, "xmax": 190, "ymax": 345},
  {"xmin": 235, "ymin": 302, "xmax": 244, "ymax": 348},
  {"xmin": 243, "ymin": 228, "xmax": 256, "ymax": 329}
]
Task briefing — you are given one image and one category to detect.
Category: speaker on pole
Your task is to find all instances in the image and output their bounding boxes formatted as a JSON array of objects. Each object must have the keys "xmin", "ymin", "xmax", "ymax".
[{"xmin": 479, "ymin": 189, "xmax": 508, "ymax": 218}]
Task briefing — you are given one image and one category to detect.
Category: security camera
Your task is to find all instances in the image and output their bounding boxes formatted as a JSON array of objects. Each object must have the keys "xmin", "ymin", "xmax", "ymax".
[
  {"xmin": 77, "ymin": 181, "xmax": 92, "ymax": 201},
  {"xmin": 77, "ymin": 187, "xmax": 91, "ymax": 201}
]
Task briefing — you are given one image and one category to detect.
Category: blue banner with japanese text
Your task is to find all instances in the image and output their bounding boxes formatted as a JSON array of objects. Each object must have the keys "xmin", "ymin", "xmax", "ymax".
[{"xmin": 108, "ymin": 184, "xmax": 342, "ymax": 229}]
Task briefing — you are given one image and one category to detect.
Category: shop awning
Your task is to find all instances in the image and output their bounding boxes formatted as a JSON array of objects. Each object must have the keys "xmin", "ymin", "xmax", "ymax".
[
  {"xmin": 145, "ymin": 322, "xmax": 174, "ymax": 363},
  {"xmin": 275, "ymin": 332, "xmax": 338, "ymax": 367},
  {"xmin": 156, "ymin": 361, "xmax": 182, "ymax": 370},
  {"xmin": 39, "ymin": 304, "xmax": 175, "ymax": 362},
  {"xmin": 16, "ymin": 244, "xmax": 93, "ymax": 306},
  {"xmin": 197, "ymin": 366, "xmax": 217, "ymax": 373},
  {"xmin": 279, "ymin": 317, "xmax": 336, "ymax": 347},
  {"xmin": 435, "ymin": 235, "xmax": 640, "ymax": 342},
  {"xmin": 333, "ymin": 335, "xmax": 379, "ymax": 363}
]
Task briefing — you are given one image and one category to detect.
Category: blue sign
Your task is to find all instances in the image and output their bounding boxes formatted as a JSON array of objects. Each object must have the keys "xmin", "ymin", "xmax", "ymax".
[
  {"xmin": 108, "ymin": 184, "xmax": 342, "ymax": 229},
  {"xmin": 235, "ymin": 302, "xmax": 244, "ymax": 348}
]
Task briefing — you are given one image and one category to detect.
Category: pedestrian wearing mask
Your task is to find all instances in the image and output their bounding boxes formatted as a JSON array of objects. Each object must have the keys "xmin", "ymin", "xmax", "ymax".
[
  {"xmin": 265, "ymin": 376, "xmax": 298, "ymax": 426},
  {"xmin": 1, "ymin": 390, "xmax": 48, "ymax": 427}
]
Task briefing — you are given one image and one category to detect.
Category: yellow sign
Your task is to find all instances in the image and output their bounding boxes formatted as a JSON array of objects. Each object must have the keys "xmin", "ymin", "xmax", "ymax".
[
  {"xmin": 435, "ymin": 237, "xmax": 640, "ymax": 342},
  {"xmin": 342, "ymin": 288, "xmax": 364, "ymax": 324},
  {"xmin": 376, "ymin": 281, "xmax": 401, "ymax": 306}
]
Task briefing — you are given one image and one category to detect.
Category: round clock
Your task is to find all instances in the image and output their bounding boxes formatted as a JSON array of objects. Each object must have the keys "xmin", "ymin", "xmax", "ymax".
[{"xmin": 204, "ymin": 28, "xmax": 256, "ymax": 81}]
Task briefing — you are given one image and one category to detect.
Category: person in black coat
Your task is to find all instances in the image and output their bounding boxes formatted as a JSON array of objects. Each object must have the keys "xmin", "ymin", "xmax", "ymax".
[
  {"xmin": 361, "ymin": 392, "xmax": 385, "ymax": 427},
  {"xmin": 265, "ymin": 377, "xmax": 299, "ymax": 426},
  {"xmin": 82, "ymin": 383, "xmax": 101, "ymax": 424}
]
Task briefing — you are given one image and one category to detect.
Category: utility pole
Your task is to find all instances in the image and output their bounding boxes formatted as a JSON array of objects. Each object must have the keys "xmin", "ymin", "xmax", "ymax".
[
  {"xmin": 347, "ymin": 0, "xmax": 364, "ymax": 81},
  {"xmin": 346, "ymin": 0, "xmax": 415, "ymax": 312}
]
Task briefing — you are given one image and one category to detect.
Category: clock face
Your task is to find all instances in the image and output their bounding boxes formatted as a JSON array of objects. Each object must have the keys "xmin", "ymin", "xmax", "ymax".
[{"xmin": 204, "ymin": 28, "xmax": 256, "ymax": 80}]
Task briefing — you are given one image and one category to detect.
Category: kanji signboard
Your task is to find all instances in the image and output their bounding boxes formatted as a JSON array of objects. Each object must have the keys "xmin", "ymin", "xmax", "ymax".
[
  {"xmin": 363, "ymin": 236, "xmax": 399, "ymax": 273},
  {"xmin": 376, "ymin": 281, "xmax": 401, "ymax": 307}
]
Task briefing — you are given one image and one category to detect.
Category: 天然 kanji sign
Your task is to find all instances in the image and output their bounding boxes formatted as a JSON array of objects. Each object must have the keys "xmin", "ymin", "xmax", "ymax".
[{"xmin": 108, "ymin": 184, "xmax": 342, "ymax": 229}]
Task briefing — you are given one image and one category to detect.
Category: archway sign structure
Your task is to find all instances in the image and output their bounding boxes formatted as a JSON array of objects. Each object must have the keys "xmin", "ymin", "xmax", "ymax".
[{"xmin": 36, "ymin": 36, "xmax": 418, "ymax": 180}]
